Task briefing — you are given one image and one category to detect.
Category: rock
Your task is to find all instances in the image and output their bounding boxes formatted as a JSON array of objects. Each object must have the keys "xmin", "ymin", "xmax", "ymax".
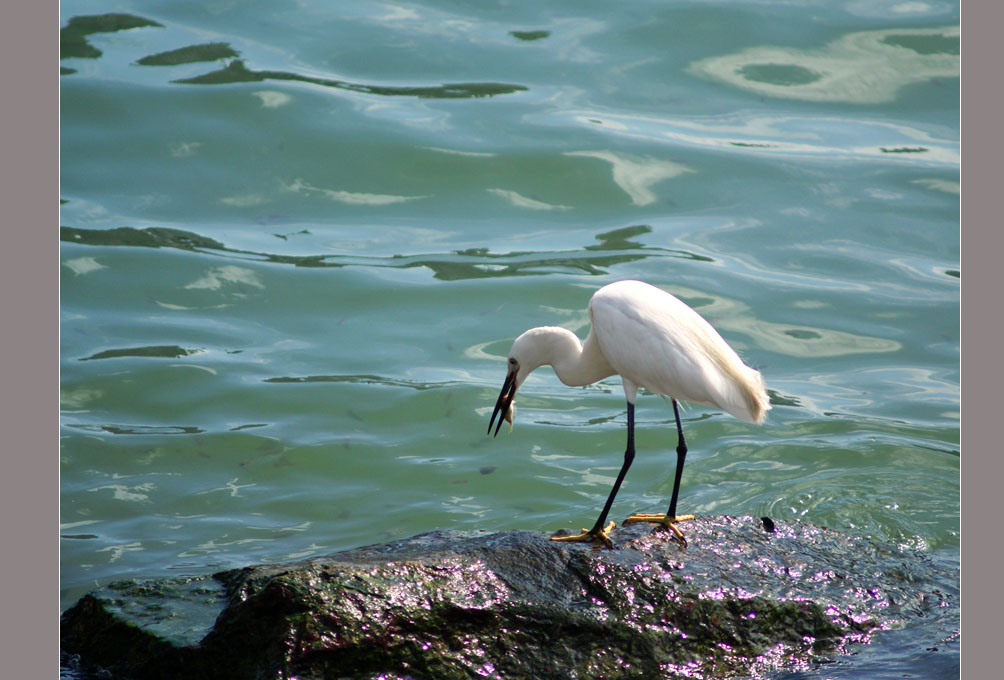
[{"xmin": 60, "ymin": 515, "xmax": 957, "ymax": 679}]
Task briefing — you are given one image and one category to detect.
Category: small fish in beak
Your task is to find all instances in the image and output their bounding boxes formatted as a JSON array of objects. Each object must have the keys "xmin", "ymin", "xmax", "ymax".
[{"xmin": 488, "ymin": 366, "xmax": 518, "ymax": 437}]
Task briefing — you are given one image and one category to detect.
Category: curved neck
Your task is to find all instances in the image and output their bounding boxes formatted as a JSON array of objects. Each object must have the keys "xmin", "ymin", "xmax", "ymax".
[{"xmin": 522, "ymin": 326, "xmax": 615, "ymax": 388}]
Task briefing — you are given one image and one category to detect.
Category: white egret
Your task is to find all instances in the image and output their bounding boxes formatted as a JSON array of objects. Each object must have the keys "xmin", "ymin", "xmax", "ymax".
[{"xmin": 487, "ymin": 279, "xmax": 769, "ymax": 548}]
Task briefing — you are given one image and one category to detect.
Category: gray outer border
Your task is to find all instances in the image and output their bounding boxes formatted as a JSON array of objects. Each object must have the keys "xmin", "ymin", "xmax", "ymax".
[
  {"xmin": 961, "ymin": 2, "xmax": 992, "ymax": 677},
  {"xmin": 4, "ymin": 1, "xmax": 59, "ymax": 674}
]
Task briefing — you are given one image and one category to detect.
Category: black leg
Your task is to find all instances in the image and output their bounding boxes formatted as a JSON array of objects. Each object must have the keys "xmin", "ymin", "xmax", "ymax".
[
  {"xmin": 588, "ymin": 401, "xmax": 636, "ymax": 534},
  {"xmin": 665, "ymin": 399, "xmax": 688, "ymax": 520},
  {"xmin": 621, "ymin": 398, "xmax": 693, "ymax": 546}
]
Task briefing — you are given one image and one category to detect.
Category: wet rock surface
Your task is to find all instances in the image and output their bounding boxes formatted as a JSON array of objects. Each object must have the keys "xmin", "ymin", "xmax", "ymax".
[{"xmin": 60, "ymin": 515, "xmax": 958, "ymax": 679}]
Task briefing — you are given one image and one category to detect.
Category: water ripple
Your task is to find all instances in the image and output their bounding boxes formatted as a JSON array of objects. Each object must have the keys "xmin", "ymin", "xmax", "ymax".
[
  {"xmin": 60, "ymin": 225, "xmax": 712, "ymax": 281},
  {"xmin": 540, "ymin": 110, "xmax": 958, "ymax": 166}
]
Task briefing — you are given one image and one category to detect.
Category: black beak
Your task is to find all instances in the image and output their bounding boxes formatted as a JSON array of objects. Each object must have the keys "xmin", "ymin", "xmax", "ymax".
[{"xmin": 487, "ymin": 368, "xmax": 517, "ymax": 438}]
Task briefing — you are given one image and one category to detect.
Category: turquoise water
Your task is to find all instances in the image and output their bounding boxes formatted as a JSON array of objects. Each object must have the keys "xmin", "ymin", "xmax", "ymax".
[{"xmin": 60, "ymin": 0, "xmax": 959, "ymax": 676}]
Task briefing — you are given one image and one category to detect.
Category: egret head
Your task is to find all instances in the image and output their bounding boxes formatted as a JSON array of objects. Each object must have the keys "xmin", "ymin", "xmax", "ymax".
[{"xmin": 487, "ymin": 329, "xmax": 554, "ymax": 437}]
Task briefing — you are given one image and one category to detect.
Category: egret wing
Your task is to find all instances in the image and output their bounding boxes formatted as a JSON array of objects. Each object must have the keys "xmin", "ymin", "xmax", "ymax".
[{"xmin": 589, "ymin": 281, "xmax": 767, "ymax": 423}]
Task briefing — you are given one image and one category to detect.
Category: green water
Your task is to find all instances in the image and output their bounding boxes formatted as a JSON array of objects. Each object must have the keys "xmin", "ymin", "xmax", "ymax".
[{"xmin": 60, "ymin": 1, "xmax": 959, "ymax": 676}]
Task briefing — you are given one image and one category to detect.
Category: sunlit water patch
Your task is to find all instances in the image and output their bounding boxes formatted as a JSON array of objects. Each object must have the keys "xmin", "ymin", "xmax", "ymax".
[{"xmin": 688, "ymin": 25, "xmax": 959, "ymax": 104}]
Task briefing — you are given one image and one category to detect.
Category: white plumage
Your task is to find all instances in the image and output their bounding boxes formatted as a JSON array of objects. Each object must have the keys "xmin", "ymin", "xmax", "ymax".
[
  {"xmin": 589, "ymin": 280, "xmax": 768, "ymax": 422},
  {"xmin": 488, "ymin": 279, "xmax": 769, "ymax": 548}
]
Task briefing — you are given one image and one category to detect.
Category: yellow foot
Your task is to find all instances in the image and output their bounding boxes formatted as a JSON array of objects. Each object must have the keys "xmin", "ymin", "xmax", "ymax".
[
  {"xmin": 550, "ymin": 520, "xmax": 617, "ymax": 549},
  {"xmin": 623, "ymin": 513, "xmax": 695, "ymax": 546}
]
